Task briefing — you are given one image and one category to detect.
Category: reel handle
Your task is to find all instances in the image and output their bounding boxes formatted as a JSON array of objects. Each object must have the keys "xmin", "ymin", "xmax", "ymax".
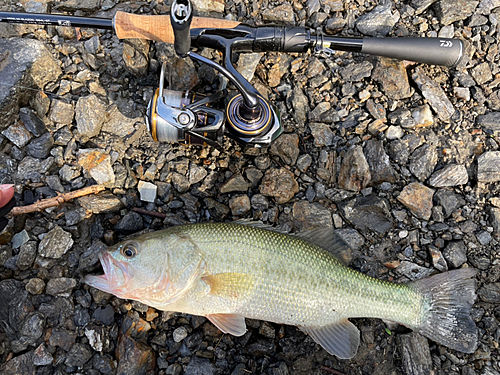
[{"xmin": 170, "ymin": 0, "xmax": 193, "ymax": 57}]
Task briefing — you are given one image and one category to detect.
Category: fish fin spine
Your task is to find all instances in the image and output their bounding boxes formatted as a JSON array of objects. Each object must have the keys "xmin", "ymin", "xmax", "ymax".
[
  {"xmin": 300, "ymin": 319, "xmax": 360, "ymax": 359},
  {"xmin": 206, "ymin": 314, "xmax": 247, "ymax": 336},
  {"xmin": 410, "ymin": 268, "xmax": 478, "ymax": 353}
]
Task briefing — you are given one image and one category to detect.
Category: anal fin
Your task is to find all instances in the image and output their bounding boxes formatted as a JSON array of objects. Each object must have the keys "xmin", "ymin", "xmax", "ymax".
[
  {"xmin": 300, "ymin": 319, "xmax": 360, "ymax": 359},
  {"xmin": 207, "ymin": 314, "xmax": 247, "ymax": 336}
]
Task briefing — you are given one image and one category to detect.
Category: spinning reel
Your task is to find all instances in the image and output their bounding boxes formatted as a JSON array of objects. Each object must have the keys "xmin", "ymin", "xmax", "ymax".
[{"xmin": 146, "ymin": 0, "xmax": 282, "ymax": 149}]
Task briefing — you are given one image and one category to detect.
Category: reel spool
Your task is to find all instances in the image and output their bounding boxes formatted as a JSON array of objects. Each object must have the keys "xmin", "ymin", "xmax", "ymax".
[{"xmin": 146, "ymin": 63, "xmax": 225, "ymax": 148}]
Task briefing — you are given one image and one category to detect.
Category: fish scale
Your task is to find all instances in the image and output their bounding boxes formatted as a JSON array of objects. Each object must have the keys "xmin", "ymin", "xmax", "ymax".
[
  {"xmin": 165, "ymin": 223, "xmax": 422, "ymax": 326},
  {"xmin": 85, "ymin": 222, "xmax": 478, "ymax": 359}
]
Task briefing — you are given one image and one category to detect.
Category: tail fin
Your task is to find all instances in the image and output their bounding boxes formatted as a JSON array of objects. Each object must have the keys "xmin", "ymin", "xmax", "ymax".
[{"xmin": 410, "ymin": 268, "xmax": 478, "ymax": 353}]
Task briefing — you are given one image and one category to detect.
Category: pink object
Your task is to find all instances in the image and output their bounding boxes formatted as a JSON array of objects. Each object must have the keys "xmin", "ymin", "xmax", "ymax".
[{"xmin": 0, "ymin": 185, "xmax": 14, "ymax": 208}]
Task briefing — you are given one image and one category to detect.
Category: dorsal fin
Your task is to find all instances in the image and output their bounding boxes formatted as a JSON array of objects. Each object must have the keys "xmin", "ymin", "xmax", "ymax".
[{"xmin": 232, "ymin": 220, "xmax": 352, "ymax": 265}]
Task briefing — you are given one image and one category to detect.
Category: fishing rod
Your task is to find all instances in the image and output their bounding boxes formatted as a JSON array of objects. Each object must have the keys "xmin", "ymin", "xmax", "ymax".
[{"xmin": 0, "ymin": 0, "xmax": 466, "ymax": 148}]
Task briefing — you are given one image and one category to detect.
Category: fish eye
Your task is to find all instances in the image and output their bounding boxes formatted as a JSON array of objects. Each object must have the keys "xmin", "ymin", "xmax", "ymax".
[{"xmin": 120, "ymin": 243, "xmax": 138, "ymax": 259}]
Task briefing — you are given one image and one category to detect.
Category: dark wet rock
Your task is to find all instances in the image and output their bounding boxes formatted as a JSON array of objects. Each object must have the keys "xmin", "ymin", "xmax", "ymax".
[
  {"xmin": 387, "ymin": 139, "xmax": 409, "ymax": 166},
  {"xmin": 364, "ymin": 139, "xmax": 397, "ymax": 185},
  {"xmin": 251, "ymin": 194, "xmax": 269, "ymax": 211},
  {"xmin": 245, "ymin": 339, "xmax": 277, "ymax": 356},
  {"xmin": 2, "ymin": 122, "xmax": 33, "ymax": 148},
  {"xmin": 372, "ymin": 58, "xmax": 412, "ymax": 100},
  {"xmin": 434, "ymin": 0, "xmax": 479, "ymax": 25},
  {"xmin": 123, "ymin": 39, "xmax": 150, "ymax": 77},
  {"xmin": 477, "ymin": 112, "xmax": 500, "ymax": 134},
  {"xmin": 428, "ymin": 164, "xmax": 468, "ymax": 187},
  {"xmin": 54, "ymin": 0, "xmax": 100, "ymax": 11},
  {"xmin": 26, "ymin": 132, "xmax": 54, "ymax": 159},
  {"xmin": 397, "ymin": 332, "xmax": 433, "ymax": 374},
  {"xmin": 339, "ymin": 61, "xmax": 373, "ymax": 82},
  {"xmin": 396, "ymin": 261, "xmax": 435, "ymax": 281},
  {"xmin": 0, "ymin": 38, "xmax": 61, "ymax": 130},
  {"xmin": 78, "ymin": 193, "xmax": 124, "ymax": 214},
  {"xmin": 46, "ymin": 175, "xmax": 65, "ymax": 193},
  {"xmin": 16, "ymin": 241, "xmax": 37, "ymax": 271},
  {"xmin": 412, "ymin": 67, "xmax": 455, "ymax": 121},
  {"xmin": 49, "ymin": 327, "xmax": 77, "ymax": 351},
  {"xmin": 76, "ymin": 94, "xmax": 108, "ymax": 139},
  {"xmin": 66, "ymin": 343, "xmax": 93, "ymax": 367},
  {"xmin": 115, "ymin": 211, "xmax": 144, "ymax": 233},
  {"xmin": 478, "ymin": 151, "xmax": 500, "ymax": 183},
  {"xmin": 434, "ymin": 189, "xmax": 465, "ymax": 218},
  {"xmin": 220, "ymin": 173, "xmax": 250, "ymax": 193},
  {"xmin": 339, "ymin": 196, "xmax": 393, "ymax": 234},
  {"xmin": 93, "ymin": 353, "xmax": 116, "ymax": 374},
  {"xmin": 46, "ymin": 277, "xmax": 77, "ymax": 297},
  {"xmin": 309, "ymin": 123, "xmax": 335, "ymax": 147},
  {"xmin": 1, "ymin": 352, "xmax": 35, "ymax": 375},
  {"xmin": 244, "ymin": 167, "xmax": 263, "ymax": 188},
  {"xmin": 13, "ymin": 312, "xmax": 45, "ymax": 351},
  {"xmin": 260, "ymin": 168, "xmax": 299, "ymax": 204},
  {"xmin": 93, "ymin": 305, "xmax": 115, "ymax": 326},
  {"xmin": 478, "ymin": 283, "xmax": 500, "ymax": 303},
  {"xmin": 429, "ymin": 246, "xmax": 448, "ymax": 272},
  {"xmin": 184, "ymin": 356, "xmax": 216, "ymax": 375},
  {"xmin": 398, "ymin": 183, "xmax": 435, "ymax": 220},
  {"xmin": 204, "ymin": 198, "xmax": 230, "ymax": 220},
  {"xmin": 409, "ymin": 144, "xmax": 438, "ymax": 182},
  {"xmin": 338, "ymin": 146, "xmax": 371, "ymax": 192},
  {"xmin": 269, "ymin": 133, "xmax": 300, "ymax": 165},
  {"xmin": 172, "ymin": 173, "xmax": 191, "ymax": 193},
  {"xmin": 38, "ymin": 225, "xmax": 73, "ymax": 258},
  {"xmin": 33, "ymin": 343, "xmax": 53, "ymax": 366},
  {"xmin": 442, "ymin": 241, "xmax": 467, "ymax": 268},
  {"xmin": 65, "ymin": 207, "xmax": 87, "ymax": 226},
  {"xmin": 229, "ymin": 195, "xmax": 251, "ymax": 216},
  {"xmin": 356, "ymin": 2, "xmax": 399, "ymax": 36},
  {"xmin": 292, "ymin": 201, "xmax": 333, "ymax": 231},
  {"xmin": 16, "ymin": 156, "xmax": 43, "ymax": 182},
  {"xmin": 116, "ymin": 320, "xmax": 156, "ymax": 375}
]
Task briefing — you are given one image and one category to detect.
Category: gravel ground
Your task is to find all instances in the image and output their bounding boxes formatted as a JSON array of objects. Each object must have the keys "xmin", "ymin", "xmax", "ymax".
[{"xmin": 1, "ymin": 0, "xmax": 500, "ymax": 374}]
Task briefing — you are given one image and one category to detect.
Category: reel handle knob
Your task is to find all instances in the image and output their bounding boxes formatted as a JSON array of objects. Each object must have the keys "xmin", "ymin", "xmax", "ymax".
[{"xmin": 170, "ymin": 0, "xmax": 193, "ymax": 57}]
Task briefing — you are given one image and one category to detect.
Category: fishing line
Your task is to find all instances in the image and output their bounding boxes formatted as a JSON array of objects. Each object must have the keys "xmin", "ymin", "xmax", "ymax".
[{"xmin": 0, "ymin": 81, "xmax": 80, "ymax": 103}]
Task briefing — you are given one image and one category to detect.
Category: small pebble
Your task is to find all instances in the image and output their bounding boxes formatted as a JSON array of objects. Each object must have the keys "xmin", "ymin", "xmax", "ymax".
[{"xmin": 173, "ymin": 326, "xmax": 188, "ymax": 342}]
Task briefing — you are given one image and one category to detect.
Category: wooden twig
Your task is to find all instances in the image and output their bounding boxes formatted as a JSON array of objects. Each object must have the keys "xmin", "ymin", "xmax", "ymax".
[
  {"xmin": 132, "ymin": 207, "xmax": 167, "ymax": 219},
  {"xmin": 10, "ymin": 185, "xmax": 105, "ymax": 215}
]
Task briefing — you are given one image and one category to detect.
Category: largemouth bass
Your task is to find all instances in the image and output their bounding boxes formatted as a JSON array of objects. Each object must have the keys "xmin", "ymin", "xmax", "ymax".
[{"xmin": 84, "ymin": 222, "xmax": 478, "ymax": 358}]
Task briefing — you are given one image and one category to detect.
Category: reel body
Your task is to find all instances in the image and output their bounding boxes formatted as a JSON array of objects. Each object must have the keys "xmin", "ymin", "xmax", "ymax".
[{"xmin": 146, "ymin": 63, "xmax": 282, "ymax": 148}]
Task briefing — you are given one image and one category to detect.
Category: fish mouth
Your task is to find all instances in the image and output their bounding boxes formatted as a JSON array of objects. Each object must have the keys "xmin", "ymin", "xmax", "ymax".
[{"xmin": 84, "ymin": 251, "xmax": 130, "ymax": 296}]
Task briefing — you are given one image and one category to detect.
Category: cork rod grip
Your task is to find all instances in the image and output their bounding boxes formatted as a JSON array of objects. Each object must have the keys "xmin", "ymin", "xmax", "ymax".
[{"xmin": 114, "ymin": 11, "xmax": 240, "ymax": 43}]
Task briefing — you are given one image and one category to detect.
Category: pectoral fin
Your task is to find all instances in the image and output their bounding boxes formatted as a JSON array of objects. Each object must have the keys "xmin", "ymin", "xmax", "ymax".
[
  {"xmin": 207, "ymin": 314, "xmax": 247, "ymax": 336},
  {"xmin": 300, "ymin": 319, "xmax": 360, "ymax": 359},
  {"xmin": 202, "ymin": 273, "xmax": 254, "ymax": 299}
]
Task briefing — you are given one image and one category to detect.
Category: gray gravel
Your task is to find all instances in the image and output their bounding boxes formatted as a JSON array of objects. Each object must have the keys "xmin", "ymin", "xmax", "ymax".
[{"xmin": 1, "ymin": 0, "xmax": 500, "ymax": 374}]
